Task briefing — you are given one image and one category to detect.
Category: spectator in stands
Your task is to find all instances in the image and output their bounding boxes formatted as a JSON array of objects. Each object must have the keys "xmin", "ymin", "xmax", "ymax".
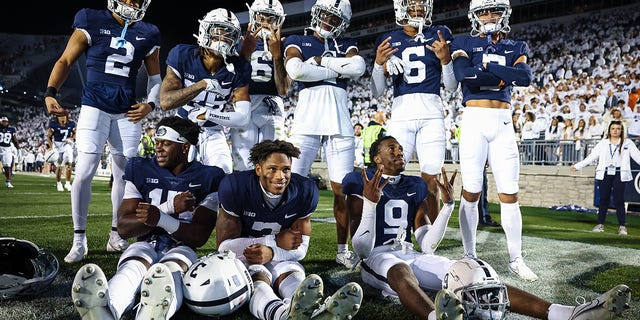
[
  {"xmin": 450, "ymin": 0, "xmax": 538, "ymax": 281},
  {"xmin": 354, "ymin": 123, "xmax": 364, "ymax": 168},
  {"xmin": 574, "ymin": 118, "xmax": 590, "ymax": 162},
  {"xmin": 369, "ymin": 0, "xmax": 457, "ymax": 223},
  {"xmin": 283, "ymin": 0, "xmax": 366, "ymax": 269},
  {"xmin": 572, "ymin": 121, "xmax": 640, "ymax": 236},
  {"xmin": 160, "ymin": 9, "xmax": 251, "ymax": 174},
  {"xmin": 362, "ymin": 111, "xmax": 387, "ymax": 167},
  {"xmin": 43, "ymin": 0, "xmax": 161, "ymax": 263},
  {"xmin": 587, "ymin": 115, "xmax": 604, "ymax": 140}
]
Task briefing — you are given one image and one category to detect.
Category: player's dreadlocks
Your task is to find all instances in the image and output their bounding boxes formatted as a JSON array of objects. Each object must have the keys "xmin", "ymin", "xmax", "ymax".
[
  {"xmin": 156, "ymin": 116, "xmax": 201, "ymax": 145},
  {"xmin": 249, "ymin": 140, "xmax": 301, "ymax": 165}
]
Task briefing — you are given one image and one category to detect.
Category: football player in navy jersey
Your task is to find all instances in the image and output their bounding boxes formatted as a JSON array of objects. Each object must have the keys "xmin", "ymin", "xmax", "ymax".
[
  {"xmin": 230, "ymin": 0, "xmax": 290, "ymax": 172},
  {"xmin": 283, "ymin": 0, "xmax": 366, "ymax": 269},
  {"xmin": 370, "ymin": 0, "xmax": 458, "ymax": 226},
  {"xmin": 450, "ymin": 0, "xmax": 538, "ymax": 281},
  {"xmin": 0, "ymin": 116, "xmax": 19, "ymax": 188},
  {"xmin": 46, "ymin": 114, "xmax": 77, "ymax": 192},
  {"xmin": 216, "ymin": 140, "xmax": 363, "ymax": 320},
  {"xmin": 346, "ymin": 136, "xmax": 632, "ymax": 320},
  {"xmin": 160, "ymin": 8, "xmax": 251, "ymax": 174},
  {"xmin": 44, "ymin": 0, "xmax": 162, "ymax": 263},
  {"xmin": 71, "ymin": 116, "xmax": 225, "ymax": 320}
]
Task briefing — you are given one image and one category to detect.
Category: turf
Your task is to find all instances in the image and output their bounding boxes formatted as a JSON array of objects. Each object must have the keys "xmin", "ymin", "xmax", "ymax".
[{"xmin": 0, "ymin": 172, "xmax": 637, "ymax": 319}]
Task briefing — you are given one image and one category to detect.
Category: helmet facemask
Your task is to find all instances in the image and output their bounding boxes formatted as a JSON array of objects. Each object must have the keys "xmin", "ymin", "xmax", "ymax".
[
  {"xmin": 394, "ymin": 0, "xmax": 433, "ymax": 29},
  {"xmin": 468, "ymin": 0, "xmax": 512, "ymax": 36},
  {"xmin": 456, "ymin": 283, "xmax": 510, "ymax": 320},
  {"xmin": 107, "ymin": 0, "xmax": 151, "ymax": 22},
  {"xmin": 195, "ymin": 9, "xmax": 241, "ymax": 67},
  {"xmin": 310, "ymin": 0, "xmax": 351, "ymax": 39},
  {"xmin": 248, "ymin": 0, "xmax": 286, "ymax": 39}
]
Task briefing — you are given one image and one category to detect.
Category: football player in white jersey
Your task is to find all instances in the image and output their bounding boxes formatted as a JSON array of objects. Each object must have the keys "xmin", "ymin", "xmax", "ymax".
[
  {"xmin": 283, "ymin": 0, "xmax": 366, "ymax": 269},
  {"xmin": 370, "ymin": 0, "xmax": 458, "ymax": 224},
  {"xmin": 160, "ymin": 8, "xmax": 252, "ymax": 174},
  {"xmin": 46, "ymin": 114, "xmax": 77, "ymax": 192},
  {"xmin": 231, "ymin": 0, "xmax": 290, "ymax": 171},
  {"xmin": 450, "ymin": 0, "xmax": 537, "ymax": 281},
  {"xmin": 70, "ymin": 116, "xmax": 225, "ymax": 320},
  {"xmin": 44, "ymin": 0, "xmax": 162, "ymax": 263},
  {"xmin": 348, "ymin": 136, "xmax": 631, "ymax": 320}
]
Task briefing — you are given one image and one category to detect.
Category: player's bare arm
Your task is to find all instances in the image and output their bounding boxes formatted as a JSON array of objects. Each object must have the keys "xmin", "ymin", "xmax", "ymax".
[
  {"xmin": 159, "ymin": 67, "xmax": 207, "ymax": 110},
  {"xmin": 45, "ymin": 30, "xmax": 88, "ymax": 116},
  {"xmin": 215, "ymin": 207, "xmax": 243, "ymax": 247}
]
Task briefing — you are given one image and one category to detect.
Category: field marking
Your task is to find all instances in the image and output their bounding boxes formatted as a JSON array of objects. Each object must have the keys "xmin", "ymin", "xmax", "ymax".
[{"xmin": 0, "ymin": 213, "xmax": 111, "ymax": 220}]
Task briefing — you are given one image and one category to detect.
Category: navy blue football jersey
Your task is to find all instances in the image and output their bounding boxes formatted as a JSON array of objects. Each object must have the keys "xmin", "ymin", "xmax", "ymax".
[
  {"xmin": 74, "ymin": 9, "xmax": 161, "ymax": 113},
  {"xmin": 124, "ymin": 157, "xmax": 225, "ymax": 238},
  {"xmin": 283, "ymin": 34, "xmax": 358, "ymax": 91},
  {"xmin": 48, "ymin": 119, "xmax": 76, "ymax": 142},
  {"xmin": 168, "ymin": 44, "xmax": 251, "ymax": 128},
  {"xmin": 450, "ymin": 35, "xmax": 529, "ymax": 105},
  {"xmin": 219, "ymin": 170, "xmax": 319, "ymax": 238},
  {"xmin": 0, "ymin": 126, "xmax": 17, "ymax": 147},
  {"xmin": 376, "ymin": 26, "xmax": 453, "ymax": 96},
  {"xmin": 342, "ymin": 169, "xmax": 428, "ymax": 247},
  {"xmin": 247, "ymin": 41, "xmax": 279, "ymax": 96}
]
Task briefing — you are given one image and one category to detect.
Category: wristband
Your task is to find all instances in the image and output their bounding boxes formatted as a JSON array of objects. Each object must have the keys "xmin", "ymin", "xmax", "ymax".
[
  {"xmin": 45, "ymin": 86, "xmax": 57, "ymax": 98},
  {"xmin": 157, "ymin": 213, "xmax": 180, "ymax": 234},
  {"xmin": 157, "ymin": 193, "xmax": 176, "ymax": 215},
  {"xmin": 147, "ymin": 102, "xmax": 156, "ymax": 110}
]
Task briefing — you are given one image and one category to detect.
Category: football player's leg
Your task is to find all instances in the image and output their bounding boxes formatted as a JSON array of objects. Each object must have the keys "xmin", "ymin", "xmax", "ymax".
[
  {"xmin": 109, "ymin": 242, "xmax": 155, "ymax": 318},
  {"xmin": 290, "ymin": 134, "xmax": 321, "ymax": 177},
  {"xmin": 325, "ymin": 135, "xmax": 358, "ymax": 268},
  {"xmin": 416, "ymin": 119, "xmax": 446, "ymax": 223},
  {"xmin": 68, "ymin": 106, "xmax": 109, "ymax": 263},
  {"xmin": 200, "ymin": 130, "xmax": 233, "ymax": 173},
  {"xmin": 151, "ymin": 246, "xmax": 199, "ymax": 318},
  {"xmin": 544, "ymin": 285, "xmax": 631, "ymax": 320},
  {"xmin": 458, "ymin": 108, "xmax": 489, "ymax": 258},
  {"xmin": 230, "ymin": 122, "xmax": 258, "ymax": 171},
  {"xmin": 384, "ymin": 252, "xmax": 439, "ymax": 318}
]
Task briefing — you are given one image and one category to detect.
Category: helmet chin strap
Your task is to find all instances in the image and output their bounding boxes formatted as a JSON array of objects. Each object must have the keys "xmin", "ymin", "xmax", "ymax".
[
  {"xmin": 115, "ymin": 19, "xmax": 131, "ymax": 49},
  {"xmin": 261, "ymin": 34, "xmax": 272, "ymax": 61},
  {"xmin": 411, "ymin": 19, "xmax": 425, "ymax": 43}
]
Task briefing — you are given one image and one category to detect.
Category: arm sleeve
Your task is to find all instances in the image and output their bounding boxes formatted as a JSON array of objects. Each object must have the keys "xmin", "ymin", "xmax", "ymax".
[
  {"xmin": 370, "ymin": 63, "xmax": 387, "ymax": 98},
  {"xmin": 265, "ymin": 234, "xmax": 310, "ymax": 262},
  {"xmin": 441, "ymin": 61, "xmax": 458, "ymax": 91},
  {"xmin": 320, "ymin": 55, "xmax": 366, "ymax": 78},
  {"xmin": 485, "ymin": 61, "xmax": 533, "ymax": 87},
  {"xmin": 285, "ymin": 57, "xmax": 339, "ymax": 82},
  {"xmin": 218, "ymin": 236, "xmax": 270, "ymax": 257},
  {"xmin": 452, "ymin": 53, "xmax": 503, "ymax": 86},
  {"xmin": 146, "ymin": 74, "xmax": 161, "ymax": 107},
  {"xmin": 414, "ymin": 202, "xmax": 454, "ymax": 254},
  {"xmin": 352, "ymin": 197, "xmax": 376, "ymax": 259},
  {"xmin": 205, "ymin": 100, "xmax": 251, "ymax": 127}
]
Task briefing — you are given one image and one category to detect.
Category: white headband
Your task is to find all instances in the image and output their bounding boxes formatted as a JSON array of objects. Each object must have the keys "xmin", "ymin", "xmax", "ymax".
[{"xmin": 155, "ymin": 125, "xmax": 188, "ymax": 144}]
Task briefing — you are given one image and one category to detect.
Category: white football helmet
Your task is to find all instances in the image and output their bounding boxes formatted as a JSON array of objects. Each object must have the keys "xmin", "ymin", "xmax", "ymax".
[
  {"xmin": 247, "ymin": 0, "xmax": 286, "ymax": 38},
  {"xmin": 182, "ymin": 250, "xmax": 253, "ymax": 316},
  {"xmin": 0, "ymin": 238, "xmax": 59, "ymax": 300},
  {"xmin": 194, "ymin": 8, "xmax": 242, "ymax": 58},
  {"xmin": 107, "ymin": 0, "xmax": 151, "ymax": 22},
  {"xmin": 44, "ymin": 149, "xmax": 58, "ymax": 164},
  {"xmin": 393, "ymin": 0, "xmax": 433, "ymax": 28},
  {"xmin": 310, "ymin": 0, "xmax": 352, "ymax": 39},
  {"xmin": 468, "ymin": 0, "xmax": 512, "ymax": 36},
  {"xmin": 442, "ymin": 257, "xmax": 510, "ymax": 320}
]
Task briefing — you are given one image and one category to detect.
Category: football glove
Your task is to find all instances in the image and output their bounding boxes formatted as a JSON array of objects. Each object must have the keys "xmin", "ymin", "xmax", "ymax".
[
  {"xmin": 187, "ymin": 107, "xmax": 208, "ymax": 126},
  {"xmin": 386, "ymin": 55, "xmax": 406, "ymax": 76},
  {"xmin": 203, "ymin": 78, "xmax": 222, "ymax": 94}
]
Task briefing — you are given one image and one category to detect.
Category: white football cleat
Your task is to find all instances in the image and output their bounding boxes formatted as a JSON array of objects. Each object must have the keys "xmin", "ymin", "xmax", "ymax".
[
  {"xmin": 285, "ymin": 274, "xmax": 324, "ymax": 320},
  {"xmin": 106, "ymin": 233, "xmax": 129, "ymax": 252},
  {"xmin": 6, "ymin": 181, "xmax": 14, "ymax": 188},
  {"xmin": 310, "ymin": 282, "xmax": 362, "ymax": 320},
  {"xmin": 71, "ymin": 263, "xmax": 115, "ymax": 320},
  {"xmin": 57, "ymin": 182, "xmax": 64, "ymax": 192},
  {"xmin": 434, "ymin": 289, "xmax": 464, "ymax": 320},
  {"xmin": 568, "ymin": 284, "xmax": 631, "ymax": 320},
  {"xmin": 592, "ymin": 224, "xmax": 605, "ymax": 233},
  {"xmin": 508, "ymin": 257, "xmax": 539, "ymax": 281},
  {"xmin": 136, "ymin": 263, "xmax": 176, "ymax": 320},
  {"xmin": 65, "ymin": 182, "xmax": 73, "ymax": 191},
  {"xmin": 335, "ymin": 251, "xmax": 360, "ymax": 270},
  {"xmin": 618, "ymin": 226, "xmax": 628, "ymax": 236},
  {"xmin": 65, "ymin": 241, "xmax": 88, "ymax": 264}
]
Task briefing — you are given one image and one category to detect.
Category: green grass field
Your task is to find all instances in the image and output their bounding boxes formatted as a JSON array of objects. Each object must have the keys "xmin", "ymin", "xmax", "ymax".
[{"xmin": 0, "ymin": 172, "xmax": 638, "ymax": 319}]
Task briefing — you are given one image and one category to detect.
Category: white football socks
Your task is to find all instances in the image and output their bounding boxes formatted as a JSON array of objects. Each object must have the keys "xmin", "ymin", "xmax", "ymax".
[
  {"xmin": 109, "ymin": 259, "xmax": 146, "ymax": 319},
  {"xmin": 500, "ymin": 202, "xmax": 523, "ymax": 261},
  {"xmin": 459, "ymin": 197, "xmax": 479, "ymax": 257}
]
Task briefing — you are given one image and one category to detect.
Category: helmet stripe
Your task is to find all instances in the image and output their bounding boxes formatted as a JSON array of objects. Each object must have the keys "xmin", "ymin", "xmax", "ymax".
[
  {"xmin": 474, "ymin": 257, "xmax": 493, "ymax": 277},
  {"xmin": 333, "ymin": 0, "xmax": 341, "ymax": 8},
  {"xmin": 183, "ymin": 284, "xmax": 250, "ymax": 306}
]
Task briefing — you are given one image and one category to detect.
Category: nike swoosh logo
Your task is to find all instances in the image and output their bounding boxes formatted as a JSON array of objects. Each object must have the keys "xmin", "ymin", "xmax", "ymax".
[
  {"xmin": 221, "ymin": 81, "xmax": 232, "ymax": 86},
  {"xmin": 503, "ymin": 121, "xmax": 510, "ymax": 125},
  {"xmin": 465, "ymin": 75, "xmax": 478, "ymax": 79},
  {"xmin": 188, "ymin": 183, "xmax": 201, "ymax": 187},
  {"xmin": 340, "ymin": 63, "xmax": 350, "ymax": 68},
  {"xmin": 284, "ymin": 213, "xmax": 296, "ymax": 219},
  {"xmin": 443, "ymin": 298, "xmax": 450, "ymax": 307},
  {"xmin": 151, "ymin": 274, "xmax": 165, "ymax": 279},
  {"xmin": 505, "ymin": 50, "xmax": 514, "ymax": 54},
  {"xmin": 359, "ymin": 230, "xmax": 370, "ymax": 236},
  {"xmin": 136, "ymin": 36, "xmax": 146, "ymax": 40},
  {"xmin": 407, "ymin": 192, "xmax": 416, "ymax": 197},
  {"xmin": 81, "ymin": 275, "xmax": 93, "ymax": 281},
  {"xmin": 512, "ymin": 81, "xmax": 518, "ymax": 86}
]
